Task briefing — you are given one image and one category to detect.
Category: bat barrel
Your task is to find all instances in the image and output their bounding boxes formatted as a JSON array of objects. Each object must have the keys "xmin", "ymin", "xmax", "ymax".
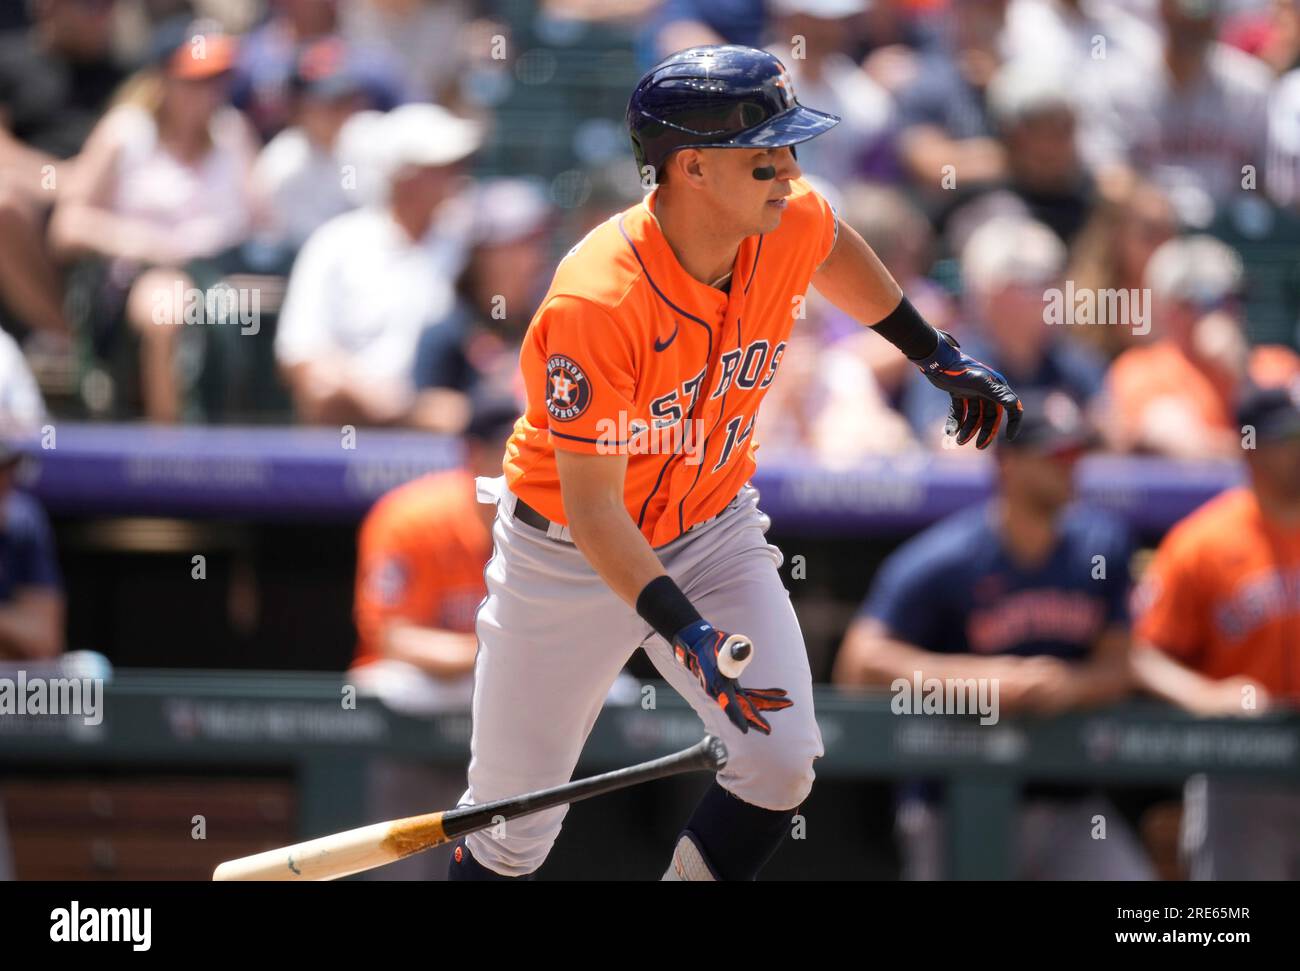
[
  {"xmin": 212, "ymin": 816, "xmax": 438, "ymax": 881},
  {"xmin": 212, "ymin": 736, "xmax": 725, "ymax": 880}
]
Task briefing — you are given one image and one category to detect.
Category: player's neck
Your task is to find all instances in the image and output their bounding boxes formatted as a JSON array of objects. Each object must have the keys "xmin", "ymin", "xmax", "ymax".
[
  {"xmin": 1251, "ymin": 483, "xmax": 1300, "ymax": 528},
  {"xmin": 653, "ymin": 187, "xmax": 744, "ymax": 290},
  {"xmin": 996, "ymin": 495, "xmax": 1061, "ymax": 568}
]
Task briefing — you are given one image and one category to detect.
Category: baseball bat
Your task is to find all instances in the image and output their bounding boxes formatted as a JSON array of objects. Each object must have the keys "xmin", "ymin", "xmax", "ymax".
[{"xmin": 212, "ymin": 734, "xmax": 728, "ymax": 881}]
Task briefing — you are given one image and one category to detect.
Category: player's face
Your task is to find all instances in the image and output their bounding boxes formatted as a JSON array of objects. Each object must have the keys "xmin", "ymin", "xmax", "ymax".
[
  {"xmin": 1002, "ymin": 446, "xmax": 1079, "ymax": 511},
  {"xmin": 702, "ymin": 146, "xmax": 802, "ymax": 236},
  {"xmin": 1247, "ymin": 436, "xmax": 1300, "ymax": 502}
]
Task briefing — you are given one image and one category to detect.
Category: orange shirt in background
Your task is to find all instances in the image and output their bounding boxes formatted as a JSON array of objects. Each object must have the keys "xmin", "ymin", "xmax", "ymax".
[
  {"xmin": 353, "ymin": 469, "xmax": 492, "ymax": 668},
  {"xmin": 504, "ymin": 177, "xmax": 838, "ymax": 547},
  {"xmin": 1135, "ymin": 487, "xmax": 1300, "ymax": 700},
  {"xmin": 1107, "ymin": 341, "xmax": 1300, "ymax": 442}
]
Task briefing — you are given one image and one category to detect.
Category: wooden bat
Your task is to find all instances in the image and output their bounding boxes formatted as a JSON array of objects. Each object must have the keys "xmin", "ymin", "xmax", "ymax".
[{"xmin": 212, "ymin": 734, "xmax": 728, "ymax": 881}]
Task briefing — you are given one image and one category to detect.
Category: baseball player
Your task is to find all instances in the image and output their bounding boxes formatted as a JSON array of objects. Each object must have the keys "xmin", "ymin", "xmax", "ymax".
[
  {"xmin": 451, "ymin": 45, "xmax": 1023, "ymax": 881},
  {"xmin": 1132, "ymin": 381, "xmax": 1300, "ymax": 880},
  {"xmin": 834, "ymin": 392, "xmax": 1152, "ymax": 880}
]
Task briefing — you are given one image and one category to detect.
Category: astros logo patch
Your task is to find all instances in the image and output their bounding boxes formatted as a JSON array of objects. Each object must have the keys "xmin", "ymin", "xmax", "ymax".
[{"xmin": 545, "ymin": 355, "xmax": 591, "ymax": 422}]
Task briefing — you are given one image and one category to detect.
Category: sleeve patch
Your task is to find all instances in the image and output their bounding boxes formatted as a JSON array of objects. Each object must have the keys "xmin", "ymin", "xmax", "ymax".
[{"xmin": 545, "ymin": 354, "xmax": 593, "ymax": 422}]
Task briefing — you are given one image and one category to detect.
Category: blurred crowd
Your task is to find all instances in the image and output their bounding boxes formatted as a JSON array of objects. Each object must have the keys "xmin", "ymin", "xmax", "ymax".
[
  {"xmin": 1, "ymin": 0, "xmax": 1299, "ymax": 882},
  {"xmin": 0, "ymin": 0, "xmax": 1297, "ymax": 460}
]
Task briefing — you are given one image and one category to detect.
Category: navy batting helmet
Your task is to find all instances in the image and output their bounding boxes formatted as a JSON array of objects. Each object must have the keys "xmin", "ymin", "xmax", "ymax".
[{"xmin": 626, "ymin": 45, "xmax": 840, "ymax": 178}]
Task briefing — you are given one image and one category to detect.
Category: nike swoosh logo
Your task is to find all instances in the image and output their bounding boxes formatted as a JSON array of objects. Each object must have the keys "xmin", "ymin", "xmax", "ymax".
[{"xmin": 654, "ymin": 321, "xmax": 679, "ymax": 352}]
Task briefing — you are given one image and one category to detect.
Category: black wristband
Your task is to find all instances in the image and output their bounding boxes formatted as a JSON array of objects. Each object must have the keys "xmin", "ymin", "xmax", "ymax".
[
  {"xmin": 872, "ymin": 296, "xmax": 939, "ymax": 360},
  {"xmin": 636, "ymin": 575, "xmax": 704, "ymax": 643}
]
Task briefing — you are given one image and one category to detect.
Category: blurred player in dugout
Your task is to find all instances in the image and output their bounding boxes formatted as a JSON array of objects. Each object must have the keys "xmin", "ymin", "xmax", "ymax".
[
  {"xmin": 835, "ymin": 392, "xmax": 1154, "ymax": 880},
  {"xmin": 1134, "ymin": 380, "xmax": 1300, "ymax": 880},
  {"xmin": 346, "ymin": 395, "xmax": 519, "ymax": 879},
  {"xmin": 347, "ymin": 396, "xmax": 638, "ymax": 878}
]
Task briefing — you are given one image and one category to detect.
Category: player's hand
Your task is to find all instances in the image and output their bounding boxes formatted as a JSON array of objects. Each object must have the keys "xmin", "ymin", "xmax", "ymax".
[
  {"xmin": 671, "ymin": 621, "xmax": 793, "ymax": 735},
  {"xmin": 914, "ymin": 331, "xmax": 1023, "ymax": 449},
  {"xmin": 1189, "ymin": 677, "xmax": 1272, "ymax": 718}
]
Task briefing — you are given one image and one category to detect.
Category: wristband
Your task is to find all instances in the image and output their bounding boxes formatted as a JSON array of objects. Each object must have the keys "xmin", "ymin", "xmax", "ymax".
[
  {"xmin": 871, "ymin": 296, "xmax": 939, "ymax": 361},
  {"xmin": 636, "ymin": 575, "xmax": 703, "ymax": 644}
]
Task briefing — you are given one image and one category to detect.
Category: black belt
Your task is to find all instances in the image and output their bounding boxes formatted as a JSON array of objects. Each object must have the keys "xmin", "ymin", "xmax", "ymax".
[
  {"xmin": 513, "ymin": 490, "xmax": 742, "ymax": 540},
  {"xmin": 512, "ymin": 496, "xmax": 559, "ymax": 534}
]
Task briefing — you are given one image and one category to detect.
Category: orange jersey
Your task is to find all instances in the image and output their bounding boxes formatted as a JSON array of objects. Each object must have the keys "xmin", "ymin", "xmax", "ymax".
[
  {"xmin": 1134, "ymin": 487, "xmax": 1300, "ymax": 699},
  {"xmin": 1107, "ymin": 341, "xmax": 1300, "ymax": 438},
  {"xmin": 503, "ymin": 177, "xmax": 838, "ymax": 547},
  {"xmin": 353, "ymin": 469, "xmax": 492, "ymax": 667}
]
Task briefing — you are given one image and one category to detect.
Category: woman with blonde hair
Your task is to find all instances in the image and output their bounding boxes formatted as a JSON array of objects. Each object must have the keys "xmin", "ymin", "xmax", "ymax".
[
  {"xmin": 1066, "ymin": 179, "xmax": 1179, "ymax": 360},
  {"xmin": 50, "ymin": 21, "xmax": 261, "ymax": 422}
]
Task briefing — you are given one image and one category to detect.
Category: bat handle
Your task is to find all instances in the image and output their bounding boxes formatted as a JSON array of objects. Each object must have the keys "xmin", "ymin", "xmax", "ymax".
[{"xmin": 716, "ymin": 634, "xmax": 753, "ymax": 679}]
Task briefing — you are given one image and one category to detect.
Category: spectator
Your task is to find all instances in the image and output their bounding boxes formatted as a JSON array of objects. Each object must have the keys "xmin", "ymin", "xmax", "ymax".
[
  {"xmin": 857, "ymin": 0, "xmax": 946, "ymax": 94},
  {"xmin": 231, "ymin": 0, "xmax": 404, "ymax": 140},
  {"xmin": 0, "ymin": 329, "xmax": 48, "ymax": 435},
  {"xmin": 894, "ymin": 0, "xmax": 1010, "ymax": 203},
  {"xmin": 1220, "ymin": 0, "xmax": 1300, "ymax": 76},
  {"xmin": 767, "ymin": 0, "xmax": 898, "ymax": 185},
  {"xmin": 1004, "ymin": 0, "xmax": 1162, "ymax": 73},
  {"xmin": 348, "ymin": 395, "xmax": 515, "ymax": 880},
  {"xmin": 973, "ymin": 58, "xmax": 1097, "ymax": 245},
  {"xmin": 0, "ymin": 0, "xmax": 126, "ymax": 341},
  {"xmin": 754, "ymin": 297, "xmax": 917, "ymax": 463},
  {"xmin": 903, "ymin": 216, "xmax": 1107, "ymax": 444},
  {"xmin": 1068, "ymin": 178, "xmax": 1179, "ymax": 359},
  {"xmin": 1104, "ymin": 235, "xmax": 1300, "ymax": 457},
  {"xmin": 411, "ymin": 178, "xmax": 554, "ymax": 433},
  {"xmin": 48, "ymin": 21, "xmax": 261, "ymax": 422},
  {"xmin": 834, "ymin": 183, "xmax": 955, "ymax": 401},
  {"xmin": 1096, "ymin": 0, "xmax": 1272, "ymax": 223},
  {"xmin": 641, "ymin": 0, "xmax": 767, "ymax": 64},
  {"xmin": 834, "ymin": 392, "xmax": 1152, "ymax": 880},
  {"xmin": 1003, "ymin": 0, "xmax": 1161, "ymax": 179},
  {"xmin": 1267, "ymin": 63, "xmax": 1300, "ymax": 207},
  {"xmin": 252, "ymin": 35, "xmax": 373, "ymax": 252},
  {"xmin": 275, "ymin": 103, "xmax": 480, "ymax": 426},
  {"xmin": 339, "ymin": 0, "xmax": 474, "ymax": 107},
  {"xmin": 0, "ymin": 428, "xmax": 64, "ymax": 883},
  {"xmin": 0, "ymin": 437, "xmax": 64, "ymax": 663},
  {"xmin": 1132, "ymin": 380, "xmax": 1300, "ymax": 879}
]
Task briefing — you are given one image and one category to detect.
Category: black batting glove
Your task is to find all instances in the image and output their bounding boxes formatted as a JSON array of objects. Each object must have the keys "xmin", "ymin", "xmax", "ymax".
[
  {"xmin": 914, "ymin": 330, "xmax": 1024, "ymax": 449},
  {"xmin": 671, "ymin": 622, "xmax": 793, "ymax": 736}
]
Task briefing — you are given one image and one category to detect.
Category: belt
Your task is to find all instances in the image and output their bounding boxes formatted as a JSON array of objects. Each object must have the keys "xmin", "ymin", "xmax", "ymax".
[
  {"xmin": 512, "ymin": 496, "xmax": 558, "ymax": 534},
  {"xmin": 511, "ymin": 490, "xmax": 744, "ymax": 543}
]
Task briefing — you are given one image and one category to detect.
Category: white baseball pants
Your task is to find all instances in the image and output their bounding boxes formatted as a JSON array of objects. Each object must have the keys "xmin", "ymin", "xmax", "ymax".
[{"xmin": 458, "ymin": 476, "xmax": 823, "ymax": 877}]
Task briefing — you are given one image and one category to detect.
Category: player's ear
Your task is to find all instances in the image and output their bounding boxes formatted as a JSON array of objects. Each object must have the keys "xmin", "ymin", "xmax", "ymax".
[{"xmin": 675, "ymin": 149, "xmax": 707, "ymax": 187}]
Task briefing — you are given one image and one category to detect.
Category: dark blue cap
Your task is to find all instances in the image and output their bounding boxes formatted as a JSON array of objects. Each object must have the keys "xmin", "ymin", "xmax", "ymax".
[{"xmin": 626, "ymin": 45, "xmax": 839, "ymax": 175}]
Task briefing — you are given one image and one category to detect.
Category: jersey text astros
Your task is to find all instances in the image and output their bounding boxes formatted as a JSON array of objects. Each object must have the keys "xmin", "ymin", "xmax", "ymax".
[{"xmin": 503, "ymin": 177, "xmax": 837, "ymax": 547}]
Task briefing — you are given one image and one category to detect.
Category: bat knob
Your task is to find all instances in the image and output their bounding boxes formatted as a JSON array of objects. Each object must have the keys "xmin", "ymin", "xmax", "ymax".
[
  {"xmin": 702, "ymin": 735, "xmax": 729, "ymax": 770},
  {"xmin": 717, "ymin": 635, "xmax": 753, "ymax": 679}
]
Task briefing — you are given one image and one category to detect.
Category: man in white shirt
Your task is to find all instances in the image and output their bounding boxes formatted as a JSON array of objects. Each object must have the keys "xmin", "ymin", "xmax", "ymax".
[
  {"xmin": 252, "ymin": 37, "xmax": 373, "ymax": 251},
  {"xmin": 766, "ymin": 0, "xmax": 896, "ymax": 186},
  {"xmin": 0, "ymin": 329, "xmax": 46, "ymax": 436},
  {"xmin": 275, "ymin": 104, "xmax": 481, "ymax": 426},
  {"xmin": 1093, "ymin": 0, "xmax": 1272, "ymax": 221}
]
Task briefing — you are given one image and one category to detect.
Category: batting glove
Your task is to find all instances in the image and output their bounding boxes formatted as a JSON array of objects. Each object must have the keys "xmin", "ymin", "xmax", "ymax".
[
  {"xmin": 671, "ymin": 621, "xmax": 792, "ymax": 736},
  {"xmin": 915, "ymin": 331, "xmax": 1024, "ymax": 449}
]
